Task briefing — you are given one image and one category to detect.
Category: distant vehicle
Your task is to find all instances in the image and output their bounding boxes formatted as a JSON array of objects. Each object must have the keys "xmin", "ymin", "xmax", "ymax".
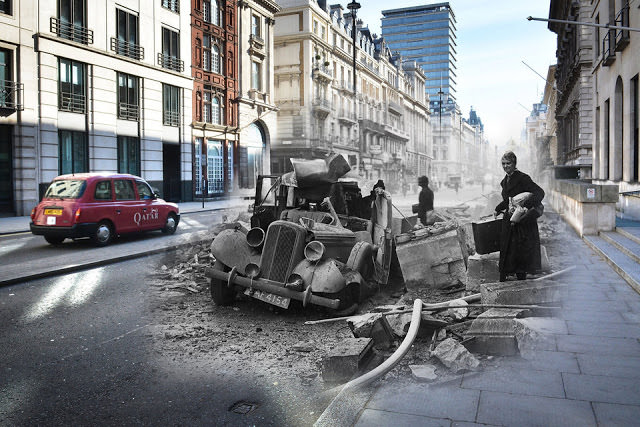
[{"xmin": 30, "ymin": 173, "xmax": 180, "ymax": 246}]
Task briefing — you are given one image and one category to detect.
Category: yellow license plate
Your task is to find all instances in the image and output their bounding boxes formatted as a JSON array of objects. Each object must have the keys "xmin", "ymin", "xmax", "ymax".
[{"xmin": 44, "ymin": 209, "xmax": 63, "ymax": 216}]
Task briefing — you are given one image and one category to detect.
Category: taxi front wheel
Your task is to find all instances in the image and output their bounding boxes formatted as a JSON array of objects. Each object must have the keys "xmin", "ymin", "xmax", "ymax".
[
  {"xmin": 162, "ymin": 213, "xmax": 178, "ymax": 234},
  {"xmin": 92, "ymin": 221, "xmax": 113, "ymax": 247}
]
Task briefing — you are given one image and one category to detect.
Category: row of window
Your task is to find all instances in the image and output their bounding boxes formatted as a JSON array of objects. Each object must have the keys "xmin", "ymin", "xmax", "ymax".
[
  {"xmin": 58, "ymin": 58, "xmax": 181, "ymax": 125},
  {"xmin": 59, "ymin": 130, "xmax": 140, "ymax": 176},
  {"xmin": 44, "ymin": 0, "xmax": 185, "ymax": 71}
]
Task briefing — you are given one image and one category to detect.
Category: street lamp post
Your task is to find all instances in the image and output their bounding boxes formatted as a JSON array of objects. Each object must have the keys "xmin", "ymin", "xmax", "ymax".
[{"xmin": 347, "ymin": 1, "xmax": 360, "ymax": 171}]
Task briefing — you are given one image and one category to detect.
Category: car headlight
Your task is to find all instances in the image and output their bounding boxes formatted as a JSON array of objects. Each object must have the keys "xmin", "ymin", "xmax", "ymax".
[{"xmin": 304, "ymin": 241, "xmax": 325, "ymax": 262}]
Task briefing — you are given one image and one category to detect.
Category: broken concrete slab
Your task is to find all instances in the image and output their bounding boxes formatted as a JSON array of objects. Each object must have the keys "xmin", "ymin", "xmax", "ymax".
[
  {"xmin": 463, "ymin": 308, "xmax": 530, "ymax": 356},
  {"xmin": 465, "ymin": 252, "xmax": 500, "ymax": 292},
  {"xmin": 395, "ymin": 229, "xmax": 465, "ymax": 285},
  {"xmin": 386, "ymin": 312, "xmax": 448, "ymax": 338},
  {"xmin": 409, "ymin": 364, "xmax": 438, "ymax": 382},
  {"xmin": 444, "ymin": 298, "xmax": 469, "ymax": 320},
  {"xmin": 432, "ymin": 338, "xmax": 480, "ymax": 373},
  {"xmin": 514, "ymin": 317, "xmax": 566, "ymax": 354},
  {"xmin": 481, "ymin": 280, "xmax": 568, "ymax": 307},
  {"xmin": 321, "ymin": 338, "xmax": 374, "ymax": 383},
  {"xmin": 347, "ymin": 313, "xmax": 395, "ymax": 349}
]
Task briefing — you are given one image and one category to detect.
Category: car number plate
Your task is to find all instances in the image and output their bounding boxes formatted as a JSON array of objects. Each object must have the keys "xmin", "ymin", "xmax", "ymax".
[
  {"xmin": 244, "ymin": 288, "xmax": 290, "ymax": 309},
  {"xmin": 44, "ymin": 209, "xmax": 62, "ymax": 216}
]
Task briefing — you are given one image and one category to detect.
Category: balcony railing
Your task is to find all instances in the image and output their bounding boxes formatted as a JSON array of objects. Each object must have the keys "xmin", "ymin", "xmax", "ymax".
[
  {"xmin": 163, "ymin": 110, "xmax": 180, "ymax": 127},
  {"xmin": 50, "ymin": 17, "xmax": 94, "ymax": 45},
  {"xmin": 248, "ymin": 34, "xmax": 266, "ymax": 58},
  {"xmin": 118, "ymin": 102, "xmax": 139, "ymax": 121},
  {"xmin": 0, "ymin": 81, "xmax": 24, "ymax": 111},
  {"xmin": 614, "ymin": 3, "xmax": 630, "ymax": 52},
  {"xmin": 59, "ymin": 92, "xmax": 86, "ymax": 113},
  {"xmin": 250, "ymin": 34, "xmax": 265, "ymax": 49},
  {"xmin": 312, "ymin": 97, "xmax": 331, "ymax": 109},
  {"xmin": 388, "ymin": 100, "xmax": 402, "ymax": 115},
  {"xmin": 111, "ymin": 37, "xmax": 144, "ymax": 60},
  {"xmin": 161, "ymin": 0, "xmax": 180, "ymax": 13},
  {"xmin": 338, "ymin": 109, "xmax": 356, "ymax": 123},
  {"xmin": 157, "ymin": 53, "xmax": 184, "ymax": 72},
  {"xmin": 602, "ymin": 31, "xmax": 616, "ymax": 66}
]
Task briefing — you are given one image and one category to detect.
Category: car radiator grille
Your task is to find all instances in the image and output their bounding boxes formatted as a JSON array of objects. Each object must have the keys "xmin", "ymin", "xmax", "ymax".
[{"xmin": 261, "ymin": 221, "xmax": 305, "ymax": 283}]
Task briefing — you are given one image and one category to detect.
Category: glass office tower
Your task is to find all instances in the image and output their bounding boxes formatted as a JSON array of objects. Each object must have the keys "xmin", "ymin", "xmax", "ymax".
[{"xmin": 381, "ymin": 3, "xmax": 457, "ymax": 102}]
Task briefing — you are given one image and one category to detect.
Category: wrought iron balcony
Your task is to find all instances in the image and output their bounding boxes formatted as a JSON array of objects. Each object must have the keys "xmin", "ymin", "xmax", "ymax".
[
  {"xmin": 111, "ymin": 37, "xmax": 144, "ymax": 60},
  {"xmin": 614, "ymin": 3, "xmax": 630, "ymax": 52},
  {"xmin": 0, "ymin": 80, "xmax": 23, "ymax": 111},
  {"xmin": 50, "ymin": 17, "xmax": 94, "ymax": 45},
  {"xmin": 602, "ymin": 31, "xmax": 616, "ymax": 66},
  {"xmin": 163, "ymin": 110, "xmax": 180, "ymax": 127},
  {"xmin": 312, "ymin": 64, "xmax": 333, "ymax": 81},
  {"xmin": 59, "ymin": 91, "xmax": 86, "ymax": 113},
  {"xmin": 157, "ymin": 53, "xmax": 184, "ymax": 72},
  {"xmin": 118, "ymin": 102, "xmax": 140, "ymax": 121}
]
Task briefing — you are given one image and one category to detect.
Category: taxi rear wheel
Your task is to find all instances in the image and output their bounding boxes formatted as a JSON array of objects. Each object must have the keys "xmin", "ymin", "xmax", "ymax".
[
  {"xmin": 44, "ymin": 235, "xmax": 65, "ymax": 245},
  {"xmin": 210, "ymin": 260, "xmax": 236, "ymax": 306},
  {"xmin": 162, "ymin": 213, "xmax": 178, "ymax": 234},
  {"xmin": 92, "ymin": 221, "xmax": 113, "ymax": 247}
]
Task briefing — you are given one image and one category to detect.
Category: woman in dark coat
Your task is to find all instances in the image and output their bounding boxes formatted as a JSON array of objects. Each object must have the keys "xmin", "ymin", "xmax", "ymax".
[{"xmin": 494, "ymin": 151, "xmax": 545, "ymax": 281}]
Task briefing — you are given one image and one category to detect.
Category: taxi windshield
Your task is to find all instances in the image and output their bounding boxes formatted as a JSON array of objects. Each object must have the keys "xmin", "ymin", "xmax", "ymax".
[{"xmin": 44, "ymin": 180, "xmax": 87, "ymax": 199}]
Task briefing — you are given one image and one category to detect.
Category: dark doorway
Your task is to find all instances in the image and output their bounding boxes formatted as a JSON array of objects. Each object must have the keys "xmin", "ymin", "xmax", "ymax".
[
  {"xmin": 0, "ymin": 125, "xmax": 13, "ymax": 215},
  {"xmin": 162, "ymin": 143, "xmax": 181, "ymax": 202}
]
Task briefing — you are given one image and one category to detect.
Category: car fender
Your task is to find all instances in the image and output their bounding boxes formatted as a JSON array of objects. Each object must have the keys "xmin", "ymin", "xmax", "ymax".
[
  {"xmin": 210, "ymin": 228, "xmax": 260, "ymax": 275},
  {"xmin": 292, "ymin": 258, "xmax": 346, "ymax": 294}
]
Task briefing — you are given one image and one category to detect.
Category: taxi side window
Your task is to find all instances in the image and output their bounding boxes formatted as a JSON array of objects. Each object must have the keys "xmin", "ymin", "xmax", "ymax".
[
  {"xmin": 94, "ymin": 181, "xmax": 112, "ymax": 200},
  {"xmin": 114, "ymin": 179, "xmax": 136, "ymax": 200},
  {"xmin": 136, "ymin": 181, "xmax": 153, "ymax": 200}
]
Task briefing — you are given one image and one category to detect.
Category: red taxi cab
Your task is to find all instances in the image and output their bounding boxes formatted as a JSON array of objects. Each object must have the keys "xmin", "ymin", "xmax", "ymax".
[{"xmin": 30, "ymin": 173, "xmax": 180, "ymax": 246}]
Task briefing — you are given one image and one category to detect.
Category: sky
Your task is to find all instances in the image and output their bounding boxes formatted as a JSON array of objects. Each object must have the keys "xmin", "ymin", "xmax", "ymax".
[{"xmin": 352, "ymin": 0, "xmax": 558, "ymax": 146}]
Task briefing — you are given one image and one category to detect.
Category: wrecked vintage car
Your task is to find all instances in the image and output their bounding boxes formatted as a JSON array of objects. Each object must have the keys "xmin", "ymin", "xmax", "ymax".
[{"xmin": 205, "ymin": 156, "xmax": 394, "ymax": 314}]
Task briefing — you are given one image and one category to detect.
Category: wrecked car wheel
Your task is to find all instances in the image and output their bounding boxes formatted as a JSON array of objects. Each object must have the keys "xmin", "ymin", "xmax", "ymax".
[
  {"xmin": 210, "ymin": 260, "xmax": 236, "ymax": 306},
  {"xmin": 346, "ymin": 241, "xmax": 374, "ymax": 280}
]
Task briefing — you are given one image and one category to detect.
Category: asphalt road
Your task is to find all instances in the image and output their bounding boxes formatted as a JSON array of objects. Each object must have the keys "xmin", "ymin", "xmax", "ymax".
[
  {"xmin": 0, "ymin": 255, "xmax": 307, "ymax": 426},
  {"xmin": 0, "ymin": 210, "xmax": 230, "ymax": 265}
]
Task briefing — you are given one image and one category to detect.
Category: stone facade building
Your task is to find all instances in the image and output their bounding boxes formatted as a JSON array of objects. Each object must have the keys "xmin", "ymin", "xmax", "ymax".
[
  {"xmin": 0, "ymin": 0, "xmax": 193, "ymax": 215},
  {"xmin": 235, "ymin": 0, "xmax": 280, "ymax": 197},
  {"xmin": 549, "ymin": 0, "xmax": 595, "ymax": 178},
  {"xmin": 590, "ymin": 0, "xmax": 639, "ymax": 191},
  {"xmin": 271, "ymin": 0, "xmax": 432, "ymax": 191}
]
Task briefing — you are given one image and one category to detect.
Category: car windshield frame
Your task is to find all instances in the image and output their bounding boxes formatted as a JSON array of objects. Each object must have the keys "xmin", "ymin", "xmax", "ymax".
[{"xmin": 44, "ymin": 179, "xmax": 88, "ymax": 199}]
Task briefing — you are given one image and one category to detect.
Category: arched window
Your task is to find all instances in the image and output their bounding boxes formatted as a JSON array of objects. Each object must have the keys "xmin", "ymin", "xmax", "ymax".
[
  {"xmin": 240, "ymin": 123, "xmax": 265, "ymax": 189},
  {"xmin": 212, "ymin": 45, "xmax": 220, "ymax": 74},
  {"xmin": 207, "ymin": 139, "xmax": 224, "ymax": 193}
]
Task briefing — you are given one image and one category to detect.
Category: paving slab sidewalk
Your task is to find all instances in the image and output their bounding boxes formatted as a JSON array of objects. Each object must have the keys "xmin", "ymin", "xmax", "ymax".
[{"xmin": 318, "ymin": 213, "xmax": 640, "ymax": 427}]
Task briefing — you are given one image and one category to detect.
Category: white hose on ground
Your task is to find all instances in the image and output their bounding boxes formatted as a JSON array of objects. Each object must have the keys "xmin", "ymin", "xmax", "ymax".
[{"xmin": 341, "ymin": 298, "xmax": 423, "ymax": 392}]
